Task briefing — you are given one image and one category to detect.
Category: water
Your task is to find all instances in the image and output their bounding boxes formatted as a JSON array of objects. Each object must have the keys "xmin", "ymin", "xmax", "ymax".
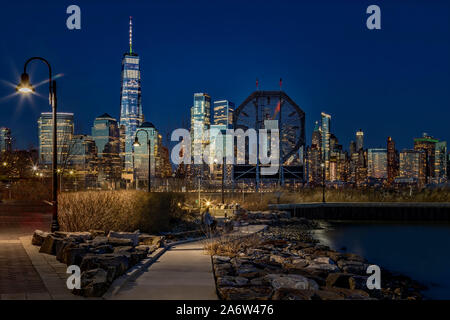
[{"xmin": 313, "ymin": 221, "xmax": 450, "ymax": 300}]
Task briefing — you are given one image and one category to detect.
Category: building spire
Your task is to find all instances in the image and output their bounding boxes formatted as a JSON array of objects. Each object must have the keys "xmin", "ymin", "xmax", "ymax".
[{"xmin": 129, "ymin": 16, "xmax": 133, "ymax": 54}]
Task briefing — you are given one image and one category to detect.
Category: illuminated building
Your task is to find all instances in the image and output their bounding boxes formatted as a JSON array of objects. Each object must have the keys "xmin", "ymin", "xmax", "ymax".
[
  {"xmin": 0, "ymin": 127, "xmax": 12, "ymax": 153},
  {"xmin": 307, "ymin": 121, "xmax": 322, "ymax": 185},
  {"xmin": 356, "ymin": 129, "xmax": 364, "ymax": 151},
  {"xmin": 368, "ymin": 148, "xmax": 387, "ymax": 179},
  {"xmin": 190, "ymin": 93, "xmax": 211, "ymax": 166},
  {"xmin": 434, "ymin": 141, "xmax": 447, "ymax": 181},
  {"xmin": 119, "ymin": 17, "xmax": 144, "ymax": 173},
  {"xmin": 387, "ymin": 137, "xmax": 398, "ymax": 185},
  {"xmin": 37, "ymin": 112, "xmax": 74, "ymax": 165},
  {"xmin": 213, "ymin": 100, "xmax": 234, "ymax": 128},
  {"xmin": 91, "ymin": 113, "xmax": 122, "ymax": 186},
  {"xmin": 320, "ymin": 112, "xmax": 331, "ymax": 180},
  {"xmin": 399, "ymin": 149, "xmax": 426, "ymax": 186},
  {"xmin": 414, "ymin": 133, "xmax": 438, "ymax": 184}
]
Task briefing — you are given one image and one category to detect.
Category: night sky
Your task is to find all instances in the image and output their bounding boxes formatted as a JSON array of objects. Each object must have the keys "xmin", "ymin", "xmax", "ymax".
[{"xmin": 1, "ymin": 0, "xmax": 449, "ymax": 152}]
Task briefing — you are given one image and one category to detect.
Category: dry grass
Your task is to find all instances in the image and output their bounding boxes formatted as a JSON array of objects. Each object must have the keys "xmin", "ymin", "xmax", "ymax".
[
  {"xmin": 58, "ymin": 190, "xmax": 185, "ymax": 233},
  {"xmin": 185, "ymin": 187, "xmax": 450, "ymax": 211},
  {"xmin": 203, "ymin": 234, "xmax": 262, "ymax": 257}
]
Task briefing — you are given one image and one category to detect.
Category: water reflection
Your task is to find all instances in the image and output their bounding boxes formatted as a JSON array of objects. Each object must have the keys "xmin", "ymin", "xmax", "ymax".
[{"xmin": 313, "ymin": 221, "xmax": 450, "ymax": 299}]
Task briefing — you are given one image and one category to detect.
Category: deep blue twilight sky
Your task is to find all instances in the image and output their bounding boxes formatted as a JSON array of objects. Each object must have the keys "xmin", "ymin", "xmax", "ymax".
[{"xmin": 1, "ymin": 0, "xmax": 449, "ymax": 151}]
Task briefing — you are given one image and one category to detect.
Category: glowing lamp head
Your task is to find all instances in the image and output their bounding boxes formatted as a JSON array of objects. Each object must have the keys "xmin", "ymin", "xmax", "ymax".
[
  {"xmin": 205, "ymin": 201, "xmax": 211, "ymax": 207},
  {"xmin": 16, "ymin": 73, "xmax": 35, "ymax": 94},
  {"xmin": 133, "ymin": 137, "xmax": 141, "ymax": 147}
]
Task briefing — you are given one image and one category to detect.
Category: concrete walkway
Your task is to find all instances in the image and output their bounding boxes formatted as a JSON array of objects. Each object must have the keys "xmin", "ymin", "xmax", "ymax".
[
  {"xmin": 111, "ymin": 224, "xmax": 267, "ymax": 300},
  {"xmin": 112, "ymin": 241, "xmax": 218, "ymax": 300}
]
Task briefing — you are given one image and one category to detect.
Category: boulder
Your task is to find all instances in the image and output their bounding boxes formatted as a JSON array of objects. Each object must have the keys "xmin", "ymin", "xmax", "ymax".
[
  {"xmin": 90, "ymin": 236, "xmax": 109, "ymax": 246},
  {"xmin": 113, "ymin": 246, "xmax": 134, "ymax": 254},
  {"xmin": 349, "ymin": 275, "xmax": 369, "ymax": 290},
  {"xmin": 55, "ymin": 239, "xmax": 76, "ymax": 262},
  {"xmin": 80, "ymin": 253, "xmax": 129, "ymax": 280},
  {"xmin": 135, "ymin": 245, "xmax": 150, "ymax": 259},
  {"xmin": 73, "ymin": 268, "xmax": 109, "ymax": 297},
  {"xmin": 305, "ymin": 262, "xmax": 339, "ymax": 273},
  {"xmin": 139, "ymin": 234, "xmax": 165, "ymax": 247},
  {"xmin": 89, "ymin": 230, "xmax": 106, "ymax": 237},
  {"xmin": 54, "ymin": 231, "xmax": 92, "ymax": 241},
  {"xmin": 39, "ymin": 234, "xmax": 65, "ymax": 255},
  {"xmin": 216, "ymin": 276, "xmax": 248, "ymax": 287},
  {"xmin": 212, "ymin": 255, "xmax": 231, "ymax": 264},
  {"xmin": 61, "ymin": 246, "xmax": 88, "ymax": 266},
  {"xmin": 325, "ymin": 287, "xmax": 371, "ymax": 300},
  {"xmin": 236, "ymin": 266, "xmax": 265, "ymax": 278},
  {"xmin": 269, "ymin": 254, "xmax": 288, "ymax": 265},
  {"xmin": 314, "ymin": 257, "xmax": 335, "ymax": 265},
  {"xmin": 272, "ymin": 288, "xmax": 316, "ymax": 300},
  {"xmin": 214, "ymin": 263, "xmax": 233, "ymax": 277},
  {"xmin": 89, "ymin": 245, "xmax": 114, "ymax": 255},
  {"xmin": 326, "ymin": 273, "xmax": 352, "ymax": 289},
  {"xmin": 32, "ymin": 230, "xmax": 49, "ymax": 246},
  {"xmin": 313, "ymin": 289, "xmax": 345, "ymax": 300},
  {"xmin": 264, "ymin": 274, "xmax": 319, "ymax": 291},
  {"xmin": 218, "ymin": 286, "xmax": 272, "ymax": 300},
  {"xmin": 107, "ymin": 237, "xmax": 134, "ymax": 247},
  {"xmin": 108, "ymin": 231, "xmax": 139, "ymax": 246}
]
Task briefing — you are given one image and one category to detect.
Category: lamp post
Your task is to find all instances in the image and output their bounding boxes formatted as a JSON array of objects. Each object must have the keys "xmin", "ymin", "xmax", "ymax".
[
  {"xmin": 214, "ymin": 158, "xmax": 225, "ymax": 204},
  {"xmin": 133, "ymin": 129, "xmax": 152, "ymax": 192},
  {"xmin": 321, "ymin": 162, "xmax": 326, "ymax": 203},
  {"xmin": 16, "ymin": 57, "xmax": 59, "ymax": 232}
]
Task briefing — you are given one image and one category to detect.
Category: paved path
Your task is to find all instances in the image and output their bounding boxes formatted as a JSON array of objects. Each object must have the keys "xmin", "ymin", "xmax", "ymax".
[
  {"xmin": 112, "ymin": 224, "xmax": 267, "ymax": 300},
  {"xmin": 0, "ymin": 202, "xmax": 52, "ymax": 299},
  {"xmin": 113, "ymin": 240, "xmax": 218, "ymax": 300}
]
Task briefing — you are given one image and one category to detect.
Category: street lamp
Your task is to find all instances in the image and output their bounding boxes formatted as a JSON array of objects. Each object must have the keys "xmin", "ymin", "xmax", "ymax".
[
  {"xmin": 321, "ymin": 162, "xmax": 326, "ymax": 203},
  {"xmin": 133, "ymin": 130, "xmax": 152, "ymax": 192},
  {"xmin": 16, "ymin": 57, "xmax": 59, "ymax": 232}
]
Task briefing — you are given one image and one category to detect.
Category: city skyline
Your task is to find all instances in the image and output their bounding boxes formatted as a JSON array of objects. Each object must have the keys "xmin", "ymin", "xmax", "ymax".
[{"xmin": 1, "ymin": 0, "xmax": 450, "ymax": 152}]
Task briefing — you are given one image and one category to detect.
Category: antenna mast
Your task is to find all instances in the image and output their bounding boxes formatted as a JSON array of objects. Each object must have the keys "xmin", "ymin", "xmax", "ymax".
[{"xmin": 129, "ymin": 16, "xmax": 133, "ymax": 54}]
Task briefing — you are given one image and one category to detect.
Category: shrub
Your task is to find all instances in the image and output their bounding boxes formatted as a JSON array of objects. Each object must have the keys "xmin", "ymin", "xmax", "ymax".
[{"xmin": 58, "ymin": 190, "xmax": 185, "ymax": 233}]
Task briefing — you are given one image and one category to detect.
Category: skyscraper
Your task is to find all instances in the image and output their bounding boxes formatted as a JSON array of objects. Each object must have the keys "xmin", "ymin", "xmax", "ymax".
[
  {"xmin": 38, "ymin": 112, "xmax": 74, "ymax": 165},
  {"xmin": 119, "ymin": 17, "xmax": 144, "ymax": 173},
  {"xmin": 307, "ymin": 121, "xmax": 322, "ymax": 185},
  {"xmin": 320, "ymin": 112, "xmax": 331, "ymax": 180},
  {"xmin": 434, "ymin": 141, "xmax": 447, "ymax": 181},
  {"xmin": 399, "ymin": 149, "xmax": 426, "ymax": 186},
  {"xmin": 213, "ymin": 100, "xmax": 234, "ymax": 128},
  {"xmin": 356, "ymin": 129, "xmax": 364, "ymax": 152},
  {"xmin": 414, "ymin": 133, "xmax": 438, "ymax": 184},
  {"xmin": 191, "ymin": 93, "xmax": 211, "ymax": 162},
  {"xmin": 0, "ymin": 127, "xmax": 12, "ymax": 153},
  {"xmin": 387, "ymin": 136, "xmax": 398, "ymax": 185},
  {"xmin": 91, "ymin": 113, "xmax": 122, "ymax": 186},
  {"xmin": 368, "ymin": 148, "xmax": 387, "ymax": 179}
]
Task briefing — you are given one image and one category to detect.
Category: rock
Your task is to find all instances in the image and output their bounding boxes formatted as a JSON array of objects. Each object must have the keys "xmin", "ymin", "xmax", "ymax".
[
  {"xmin": 107, "ymin": 237, "xmax": 134, "ymax": 247},
  {"xmin": 89, "ymin": 245, "xmax": 114, "ymax": 255},
  {"xmin": 337, "ymin": 260, "xmax": 368, "ymax": 275},
  {"xmin": 113, "ymin": 246, "xmax": 134, "ymax": 254},
  {"xmin": 269, "ymin": 254, "xmax": 288, "ymax": 265},
  {"xmin": 313, "ymin": 289, "xmax": 345, "ymax": 300},
  {"xmin": 39, "ymin": 234, "xmax": 64, "ymax": 255},
  {"xmin": 214, "ymin": 263, "xmax": 233, "ymax": 277},
  {"xmin": 272, "ymin": 288, "xmax": 316, "ymax": 300},
  {"xmin": 80, "ymin": 254, "xmax": 129, "ymax": 280},
  {"xmin": 90, "ymin": 236, "xmax": 109, "ymax": 246},
  {"xmin": 236, "ymin": 266, "xmax": 265, "ymax": 278},
  {"xmin": 73, "ymin": 268, "xmax": 109, "ymax": 297},
  {"xmin": 305, "ymin": 262, "xmax": 339, "ymax": 273},
  {"xmin": 89, "ymin": 230, "xmax": 106, "ymax": 237},
  {"xmin": 264, "ymin": 274, "xmax": 319, "ymax": 291},
  {"xmin": 55, "ymin": 239, "xmax": 76, "ymax": 262},
  {"xmin": 135, "ymin": 245, "xmax": 150, "ymax": 259},
  {"xmin": 218, "ymin": 286, "xmax": 272, "ymax": 300},
  {"xmin": 212, "ymin": 255, "xmax": 231, "ymax": 264},
  {"xmin": 326, "ymin": 273, "xmax": 352, "ymax": 289},
  {"xmin": 314, "ymin": 257, "xmax": 335, "ymax": 265},
  {"xmin": 32, "ymin": 230, "xmax": 49, "ymax": 246},
  {"xmin": 342, "ymin": 253, "xmax": 367, "ymax": 263},
  {"xmin": 216, "ymin": 276, "xmax": 248, "ymax": 287},
  {"xmin": 54, "ymin": 231, "xmax": 92, "ymax": 241},
  {"xmin": 139, "ymin": 234, "xmax": 165, "ymax": 247},
  {"xmin": 108, "ymin": 231, "xmax": 139, "ymax": 246},
  {"xmin": 325, "ymin": 287, "xmax": 371, "ymax": 300},
  {"xmin": 61, "ymin": 246, "xmax": 88, "ymax": 266},
  {"xmin": 349, "ymin": 275, "xmax": 368, "ymax": 290}
]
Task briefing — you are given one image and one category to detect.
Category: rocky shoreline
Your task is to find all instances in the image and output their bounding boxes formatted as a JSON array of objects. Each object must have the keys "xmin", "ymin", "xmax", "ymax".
[{"xmin": 211, "ymin": 211, "xmax": 425, "ymax": 300}]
